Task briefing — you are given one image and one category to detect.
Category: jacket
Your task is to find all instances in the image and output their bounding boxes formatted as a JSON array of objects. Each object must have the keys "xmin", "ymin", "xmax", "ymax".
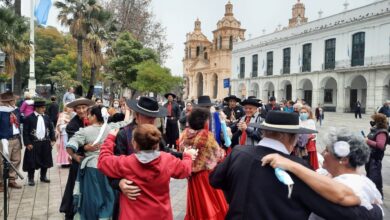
[
  {"xmin": 0, "ymin": 106, "xmax": 20, "ymax": 139},
  {"xmin": 209, "ymin": 146, "xmax": 383, "ymax": 220},
  {"xmin": 23, "ymin": 113, "xmax": 55, "ymax": 146},
  {"xmin": 98, "ymin": 134, "xmax": 192, "ymax": 220}
]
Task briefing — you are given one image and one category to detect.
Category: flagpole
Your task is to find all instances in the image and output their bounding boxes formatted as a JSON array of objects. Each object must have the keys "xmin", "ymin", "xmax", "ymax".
[{"xmin": 28, "ymin": 0, "xmax": 36, "ymax": 94}]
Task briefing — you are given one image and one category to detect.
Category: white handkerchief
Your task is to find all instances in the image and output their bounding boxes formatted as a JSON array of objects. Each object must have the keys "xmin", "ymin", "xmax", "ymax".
[{"xmin": 1, "ymin": 139, "xmax": 9, "ymax": 156}]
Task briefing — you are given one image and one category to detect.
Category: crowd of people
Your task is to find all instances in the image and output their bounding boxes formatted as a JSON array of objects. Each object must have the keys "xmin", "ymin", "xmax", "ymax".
[{"xmin": 0, "ymin": 87, "xmax": 388, "ymax": 220}]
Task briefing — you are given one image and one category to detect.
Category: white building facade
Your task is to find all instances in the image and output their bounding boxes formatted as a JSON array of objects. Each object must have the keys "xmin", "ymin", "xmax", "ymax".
[{"xmin": 231, "ymin": 0, "xmax": 390, "ymax": 113}]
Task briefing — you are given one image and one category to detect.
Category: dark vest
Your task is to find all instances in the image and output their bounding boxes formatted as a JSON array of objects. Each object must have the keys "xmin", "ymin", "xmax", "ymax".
[{"xmin": 367, "ymin": 128, "xmax": 388, "ymax": 160}]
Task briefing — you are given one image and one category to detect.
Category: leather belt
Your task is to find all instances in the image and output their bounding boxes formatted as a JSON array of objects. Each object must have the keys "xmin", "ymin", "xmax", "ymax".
[{"xmin": 8, "ymin": 134, "xmax": 20, "ymax": 140}]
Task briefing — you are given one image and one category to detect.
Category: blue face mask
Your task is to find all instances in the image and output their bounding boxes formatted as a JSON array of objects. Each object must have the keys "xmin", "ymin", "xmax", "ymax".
[{"xmin": 300, "ymin": 112, "xmax": 308, "ymax": 121}]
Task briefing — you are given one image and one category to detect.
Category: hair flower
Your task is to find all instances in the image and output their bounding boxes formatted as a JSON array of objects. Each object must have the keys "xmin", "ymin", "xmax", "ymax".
[{"xmin": 334, "ymin": 141, "xmax": 350, "ymax": 157}]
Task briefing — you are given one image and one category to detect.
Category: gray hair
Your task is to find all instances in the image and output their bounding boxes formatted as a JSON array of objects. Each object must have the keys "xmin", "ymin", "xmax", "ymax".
[{"xmin": 323, "ymin": 127, "xmax": 370, "ymax": 168}]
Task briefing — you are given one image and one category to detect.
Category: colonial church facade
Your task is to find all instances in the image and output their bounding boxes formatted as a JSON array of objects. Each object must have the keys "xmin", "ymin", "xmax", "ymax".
[
  {"xmin": 183, "ymin": 2, "xmax": 245, "ymax": 100},
  {"xmin": 231, "ymin": 0, "xmax": 390, "ymax": 114}
]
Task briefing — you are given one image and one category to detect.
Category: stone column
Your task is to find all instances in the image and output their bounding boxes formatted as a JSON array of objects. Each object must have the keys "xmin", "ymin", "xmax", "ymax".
[
  {"xmin": 336, "ymin": 75, "xmax": 346, "ymax": 113},
  {"xmin": 312, "ymin": 88, "xmax": 320, "ymax": 110},
  {"xmin": 366, "ymin": 72, "xmax": 376, "ymax": 114}
]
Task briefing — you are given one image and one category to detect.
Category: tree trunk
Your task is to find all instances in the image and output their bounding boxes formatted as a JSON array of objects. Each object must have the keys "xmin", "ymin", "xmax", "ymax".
[
  {"xmin": 76, "ymin": 37, "xmax": 83, "ymax": 82},
  {"xmin": 90, "ymin": 65, "xmax": 96, "ymax": 86},
  {"xmin": 13, "ymin": 64, "xmax": 22, "ymax": 95},
  {"xmin": 14, "ymin": 0, "xmax": 21, "ymax": 15}
]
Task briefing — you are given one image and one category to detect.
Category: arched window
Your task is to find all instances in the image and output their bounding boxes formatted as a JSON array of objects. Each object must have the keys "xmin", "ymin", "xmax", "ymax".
[
  {"xmin": 229, "ymin": 36, "xmax": 233, "ymax": 50},
  {"xmin": 196, "ymin": 46, "xmax": 200, "ymax": 57},
  {"xmin": 219, "ymin": 36, "xmax": 223, "ymax": 49},
  {"xmin": 204, "ymin": 52, "xmax": 208, "ymax": 60},
  {"xmin": 351, "ymin": 32, "xmax": 365, "ymax": 66}
]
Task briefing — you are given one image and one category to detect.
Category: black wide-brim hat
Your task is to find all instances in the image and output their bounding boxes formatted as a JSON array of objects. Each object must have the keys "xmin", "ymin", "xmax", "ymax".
[
  {"xmin": 197, "ymin": 95, "xmax": 214, "ymax": 107},
  {"xmin": 33, "ymin": 100, "xmax": 46, "ymax": 107},
  {"xmin": 223, "ymin": 95, "xmax": 241, "ymax": 103},
  {"xmin": 164, "ymin": 93, "xmax": 176, "ymax": 99},
  {"xmin": 66, "ymin": 98, "xmax": 95, "ymax": 108},
  {"xmin": 240, "ymin": 98, "xmax": 262, "ymax": 107},
  {"xmin": 127, "ymin": 96, "xmax": 167, "ymax": 118},
  {"xmin": 249, "ymin": 111, "xmax": 317, "ymax": 134}
]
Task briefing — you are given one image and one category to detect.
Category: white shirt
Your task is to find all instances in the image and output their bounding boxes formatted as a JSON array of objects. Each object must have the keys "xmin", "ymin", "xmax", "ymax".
[{"xmin": 309, "ymin": 174, "xmax": 384, "ymax": 220}]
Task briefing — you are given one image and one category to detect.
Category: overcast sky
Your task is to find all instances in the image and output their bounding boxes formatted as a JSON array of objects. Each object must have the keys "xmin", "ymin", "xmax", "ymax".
[{"xmin": 21, "ymin": 0, "xmax": 375, "ymax": 76}]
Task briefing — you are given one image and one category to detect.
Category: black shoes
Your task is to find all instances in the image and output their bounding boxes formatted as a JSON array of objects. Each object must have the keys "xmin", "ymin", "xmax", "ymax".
[
  {"xmin": 40, "ymin": 177, "xmax": 50, "ymax": 183},
  {"xmin": 28, "ymin": 179, "xmax": 35, "ymax": 186}
]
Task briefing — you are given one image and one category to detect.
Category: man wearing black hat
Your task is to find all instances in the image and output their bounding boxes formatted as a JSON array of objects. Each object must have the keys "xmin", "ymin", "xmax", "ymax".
[
  {"xmin": 163, "ymin": 93, "xmax": 181, "ymax": 148},
  {"xmin": 60, "ymin": 98, "xmax": 95, "ymax": 220},
  {"xmin": 263, "ymin": 96, "xmax": 280, "ymax": 118},
  {"xmin": 0, "ymin": 91, "xmax": 23, "ymax": 190},
  {"xmin": 223, "ymin": 95, "xmax": 244, "ymax": 127},
  {"xmin": 110, "ymin": 96, "xmax": 181, "ymax": 220},
  {"xmin": 22, "ymin": 100, "xmax": 55, "ymax": 186},
  {"xmin": 231, "ymin": 98, "xmax": 263, "ymax": 147},
  {"xmin": 210, "ymin": 111, "xmax": 383, "ymax": 220}
]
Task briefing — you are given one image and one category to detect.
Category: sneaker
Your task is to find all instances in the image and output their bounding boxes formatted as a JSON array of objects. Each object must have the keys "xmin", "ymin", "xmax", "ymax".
[{"xmin": 8, "ymin": 182, "xmax": 22, "ymax": 189}]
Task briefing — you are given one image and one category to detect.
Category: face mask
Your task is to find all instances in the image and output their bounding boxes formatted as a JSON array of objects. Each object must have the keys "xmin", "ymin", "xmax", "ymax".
[
  {"xmin": 370, "ymin": 121, "xmax": 376, "ymax": 127},
  {"xmin": 114, "ymin": 104, "xmax": 119, "ymax": 108},
  {"xmin": 300, "ymin": 113, "xmax": 308, "ymax": 121}
]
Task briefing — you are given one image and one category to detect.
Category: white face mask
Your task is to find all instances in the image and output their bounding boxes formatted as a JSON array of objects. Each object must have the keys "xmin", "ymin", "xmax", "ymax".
[{"xmin": 114, "ymin": 104, "xmax": 119, "ymax": 108}]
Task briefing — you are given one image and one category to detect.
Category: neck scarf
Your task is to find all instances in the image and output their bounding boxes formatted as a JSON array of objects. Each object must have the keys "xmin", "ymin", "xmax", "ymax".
[
  {"xmin": 36, "ymin": 114, "xmax": 46, "ymax": 140},
  {"xmin": 239, "ymin": 116, "xmax": 251, "ymax": 145}
]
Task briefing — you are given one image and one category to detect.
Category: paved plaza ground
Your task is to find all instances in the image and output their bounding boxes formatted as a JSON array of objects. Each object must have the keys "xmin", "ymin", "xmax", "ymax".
[{"xmin": 0, "ymin": 112, "xmax": 389, "ymax": 219}]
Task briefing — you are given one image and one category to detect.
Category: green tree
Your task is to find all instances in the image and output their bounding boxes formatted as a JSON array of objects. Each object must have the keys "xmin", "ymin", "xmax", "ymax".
[
  {"xmin": 108, "ymin": 32, "xmax": 158, "ymax": 97},
  {"xmin": 131, "ymin": 60, "xmax": 182, "ymax": 95},
  {"xmin": 55, "ymin": 0, "xmax": 104, "ymax": 87},
  {"xmin": 0, "ymin": 7, "xmax": 29, "ymax": 83},
  {"xmin": 35, "ymin": 26, "xmax": 68, "ymax": 85}
]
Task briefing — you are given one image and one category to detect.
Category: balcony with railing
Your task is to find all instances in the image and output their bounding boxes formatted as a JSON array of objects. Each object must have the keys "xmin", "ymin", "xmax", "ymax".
[{"xmin": 335, "ymin": 55, "xmax": 390, "ymax": 69}]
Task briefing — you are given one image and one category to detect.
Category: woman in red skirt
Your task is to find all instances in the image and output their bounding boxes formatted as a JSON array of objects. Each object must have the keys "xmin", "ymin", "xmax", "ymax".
[{"xmin": 179, "ymin": 107, "xmax": 228, "ymax": 220}]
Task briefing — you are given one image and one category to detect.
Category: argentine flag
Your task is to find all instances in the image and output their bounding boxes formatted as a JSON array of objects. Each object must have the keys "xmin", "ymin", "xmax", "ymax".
[{"xmin": 35, "ymin": 0, "xmax": 52, "ymax": 25}]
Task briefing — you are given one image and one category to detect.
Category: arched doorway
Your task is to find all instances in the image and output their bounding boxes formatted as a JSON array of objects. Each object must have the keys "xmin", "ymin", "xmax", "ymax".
[
  {"xmin": 320, "ymin": 77, "xmax": 337, "ymax": 111},
  {"xmin": 251, "ymin": 83, "xmax": 259, "ymax": 98},
  {"xmin": 196, "ymin": 72, "xmax": 203, "ymax": 97},
  {"xmin": 263, "ymin": 81, "xmax": 275, "ymax": 101},
  {"xmin": 298, "ymin": 79, "xmax": 313, "ymax": 106},
  {"xmin": 349, "ymin": 75, "xmax": 367, "ymax": 113},
  {"xmin": 211, "ymin": 74, "xmax": 218, "ymax": 99},
  {"xmin": 279, "ymin": 80, "xmax": 292, "ymax": 101}
]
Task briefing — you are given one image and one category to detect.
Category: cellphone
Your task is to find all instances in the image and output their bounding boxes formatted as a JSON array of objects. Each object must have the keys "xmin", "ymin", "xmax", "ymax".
[{"xmin": 361, "ymin": 131, "xmax": 366, "ymax": 137}]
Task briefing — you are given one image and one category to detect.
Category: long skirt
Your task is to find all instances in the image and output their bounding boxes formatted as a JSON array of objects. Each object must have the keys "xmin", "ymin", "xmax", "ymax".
[
  {"xmin": 185, "ymin": 170, "xmax": 228, "ymax": 220},
  {"xmin": 22, "ymin": 140, "xmax": 53, "ymax": 171},
  {"xmin": 74, "ymin": 166, "xmax": 116, "ymax": 220},
  {"xmin": 56, "ymin": 133, "xmax": 70, "ymax": 165}
]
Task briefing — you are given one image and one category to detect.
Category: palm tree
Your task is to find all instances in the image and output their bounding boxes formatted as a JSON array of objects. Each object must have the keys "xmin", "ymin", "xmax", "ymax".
[
  {"xmin": 0, "ymin": 8, "xmax": 30, "ymax": 81},
  {"xmin": 55, "ymin": 0, "xmax": 103, "ymax": 88},
  {"xmin": 85, "ymin": 9, "xmax": 115, "ymax": 87}
]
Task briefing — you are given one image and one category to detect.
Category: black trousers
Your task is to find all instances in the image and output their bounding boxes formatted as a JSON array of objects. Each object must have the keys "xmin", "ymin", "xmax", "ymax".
[
  {"xmin": 59, "ymin": 160, "xmax": 80, "ymax": 219},
  {"xmin": 27, "ymin": 168, "xmax": 47, "ymax": 180},
  {"xmin": 355, "ymin": 108, "xmax": 362, "ymax": 118},
  {"xmin": 365, "ymin": 158, "xmax": 383, "ymax": 197}
]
